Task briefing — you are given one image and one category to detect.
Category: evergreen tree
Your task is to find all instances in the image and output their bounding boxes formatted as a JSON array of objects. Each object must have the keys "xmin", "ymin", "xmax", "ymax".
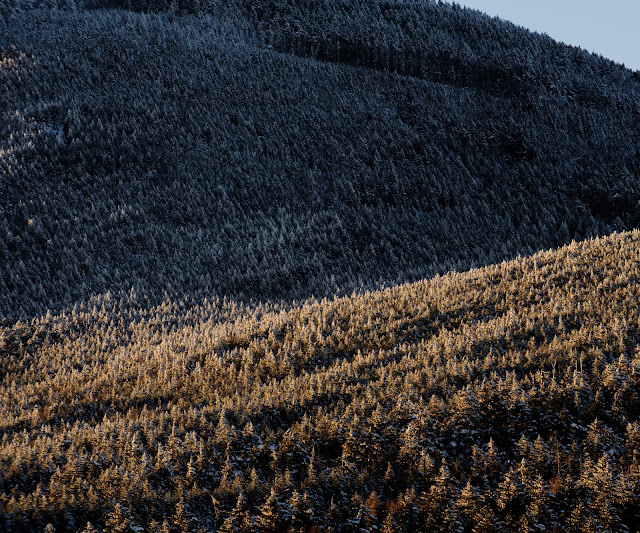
[
  {"xmin": 171, "ymin": 500, "xmax": 197, "ymax": 532},
  {"xmin": 455, "ymin": 480, "xmax": 479, "ymax": 529},
  {"xmin": 104, "ymin": 503, "xmax": 131, "ymax": 533},
  {"xmin": 254, "ymin": 488, "xmax": 284, "ymax": 532},
  {"xmin": 219, "ymin": 492, "xmax": 252, "ymax": 533}
]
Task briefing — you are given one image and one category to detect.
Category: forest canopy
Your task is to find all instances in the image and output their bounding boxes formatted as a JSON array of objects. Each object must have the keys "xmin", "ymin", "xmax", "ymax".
[
  {"xmin": 2, "ymin": 1, "xmax": 640, "ymax": 531},
  {"xmin": 1, "ymin": 230, "xmax": 640, "ymax": 531},
  {"xmin": 1, "ymin": 0, "xmax": 640, "ymax": 318}
]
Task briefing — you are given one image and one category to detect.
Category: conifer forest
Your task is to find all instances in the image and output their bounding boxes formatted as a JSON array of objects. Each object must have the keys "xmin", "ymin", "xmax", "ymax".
[{"xmin": 1, "ymin": 0, "xmax": 640, "ymax": 531}]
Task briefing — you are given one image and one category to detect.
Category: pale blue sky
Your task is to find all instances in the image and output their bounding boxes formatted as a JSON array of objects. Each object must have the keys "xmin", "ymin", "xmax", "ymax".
[{"xmin": 443, "ymin": 0, "xmax": 640, "ymax": 71}]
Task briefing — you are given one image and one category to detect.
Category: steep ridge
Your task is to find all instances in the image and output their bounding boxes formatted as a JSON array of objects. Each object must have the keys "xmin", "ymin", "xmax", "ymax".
[
  {"xmin": 1, "ymin": 231, "xmax": 640, "ymax": 531},
  {"xmin": 2, "ymin": 2, "xmax": 640, "ymax": 318}
]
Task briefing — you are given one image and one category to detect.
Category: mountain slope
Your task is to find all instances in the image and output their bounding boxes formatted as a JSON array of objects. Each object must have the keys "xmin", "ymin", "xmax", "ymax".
[
  {"xmin": 2, "ymin": 230, "xmax": 640, "ymax": 531},
  {"xmin": 2, "ymin": 2, "xmax": 640, "ymax": 318}
]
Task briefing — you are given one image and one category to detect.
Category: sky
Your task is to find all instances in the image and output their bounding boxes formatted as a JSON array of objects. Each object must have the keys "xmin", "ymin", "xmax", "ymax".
[{"xmin": 443, "ymin": 0, "xmax": 640, "ymax": 71}]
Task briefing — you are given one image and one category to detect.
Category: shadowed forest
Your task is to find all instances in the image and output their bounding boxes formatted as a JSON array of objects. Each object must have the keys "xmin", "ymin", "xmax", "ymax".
[
  {"xmin": 2, "ymin": 0, "xmax": 640, "ymax": 318},
  {"xmin": 2, "ymin": 0, "xmax": 640, "ymax": 531}
]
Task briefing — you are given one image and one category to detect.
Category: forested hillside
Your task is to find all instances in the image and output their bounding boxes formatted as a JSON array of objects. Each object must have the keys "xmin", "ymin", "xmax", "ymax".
[
  {"xmin": 3, "ymin": 2, "xmax": 640, "ymax": 530},
  {"xmin": 2, "ymin": 230, "xmax": 640, "ymax": 531},
  {"xmin": 2, "ymin": 0, "xmax": 640, "ymax": 318}
]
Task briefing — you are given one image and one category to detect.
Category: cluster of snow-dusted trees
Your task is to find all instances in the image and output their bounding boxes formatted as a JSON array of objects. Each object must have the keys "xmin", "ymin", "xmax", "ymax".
[
  {"xmin": 1, "ymin": 231, "xmax": 640, "ymax": 531},
  {"xmin": 2, "ymin": 1, "xmax": 640, "ymax": 318}
]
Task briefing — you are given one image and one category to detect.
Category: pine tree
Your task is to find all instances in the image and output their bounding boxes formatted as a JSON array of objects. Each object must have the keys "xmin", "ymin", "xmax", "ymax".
[
  {"xmin": 485, "ymin": 438, "xmax": 500, "ymax": 479},
  {"xmin": 497, "ymin": 467, "xmax": 524, "ymax": 528},
  {"xmin": 288, "ymin": 491, "xmax": 305, "ymax": 530},
  {"xmin": 471, "ymin": 492, "xmax": 498, "ymax": 533},
  {"xmin": 517, "ymin": 434, "xmax": 531, "ymax": 459},
  {"xmin": 254, "ymin": 487, "xmax": 284, "ymax": 532},
  {"xmin": 531, "ymin": 435, "xmax": 551, "ymax": 474},
  {"xmin": 588, "ymin": 454, "xmax": 621, "ymax": 530},
  {"xmin": 381, "ymin": 505, "xmax": 402, "ymax": 533},
  {"xmin": 455, "ymin": 480, "xmax": 479, "ymax": 528},
  {"xmin": 526, "ymin": 474, "xmax": 549, "ymax": 525},
  {"xmin": 344, "ymin": 493, "xmax": 365, "ymax": 532},
  {"xmin": 104, "ymin": 503, "xmax": 131, "ymax": 533},
  {"xmin": 171, "ymin": 500, "xmax": 196, "ymax": 532},
  {"xmin": 219, "ymin": 492, "xmax": 252, "ymax": 533},
  {"xmin": 147, "ymin": 520, "xmax": 162, "ymax": 533},
  {"xmin": 420, "ymin": 463, "xmax": 454, "ymax": 532},
  {"xmin": 566, "ymin": 501, "xmax": 597, "ymax": 533},
  {"xmin": 400, "ymin": 488, "xmax": 420, "ymax": 532},
  {"xmin": 80, "ymin": 523, "xmax": 99, "ymax": 533},
  {"xmin": 364, "ymin": 491, "xmax": 381, "ymax": 530}
]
